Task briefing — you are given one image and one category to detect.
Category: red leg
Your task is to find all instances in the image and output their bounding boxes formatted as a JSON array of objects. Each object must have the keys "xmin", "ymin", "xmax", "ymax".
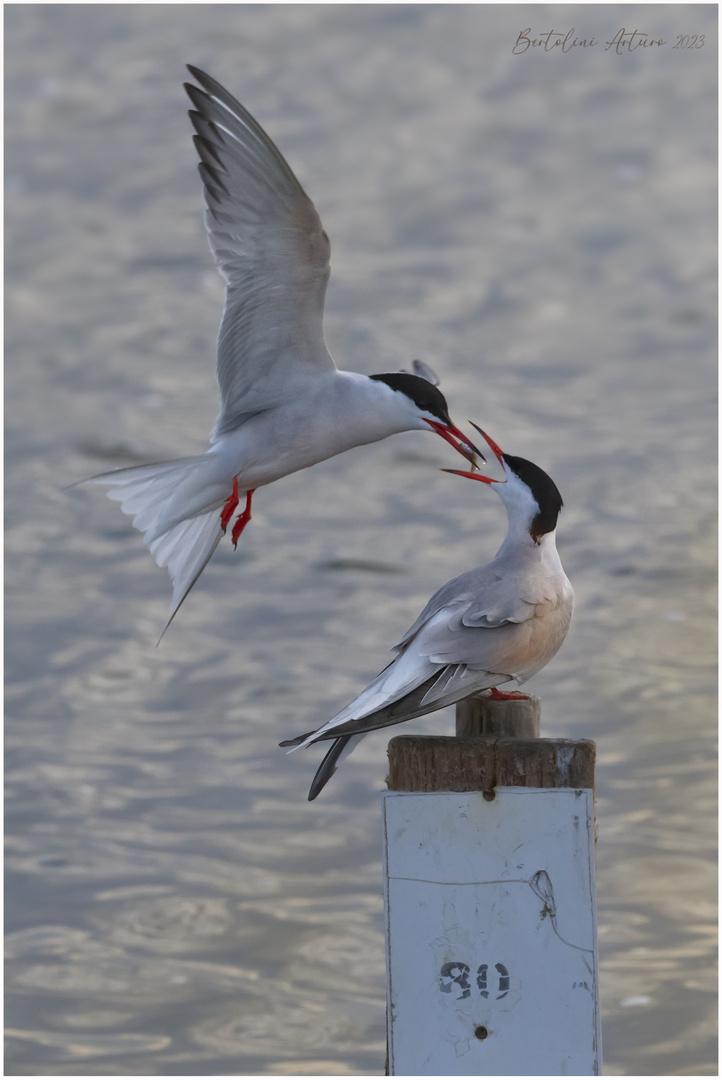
[
  {"xmin": 220, "ymin": 477, "xmax": 240, "ymax": 533},
  {"xmin": 489, "ymin": 686, "xmax": 528, "ymax": 701},
  {"xmin": 231, "ymin": 489, "xmax": 255, "ymax": 548}
]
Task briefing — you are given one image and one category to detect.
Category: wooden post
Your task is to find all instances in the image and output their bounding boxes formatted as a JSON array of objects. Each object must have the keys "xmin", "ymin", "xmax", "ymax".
[
  {"xmin": 455, "ymin": 691, "xmax": 542, "ymax": 738},
  {"xmin": 383, "ymin": 692, "xmax": 600, "ymax": 1076}
]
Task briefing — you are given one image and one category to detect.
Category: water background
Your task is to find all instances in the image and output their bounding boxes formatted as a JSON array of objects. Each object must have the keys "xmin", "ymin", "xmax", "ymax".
[{"xmin": 5, "ymin": 5, "xmax": 717, "ymax": 1075}]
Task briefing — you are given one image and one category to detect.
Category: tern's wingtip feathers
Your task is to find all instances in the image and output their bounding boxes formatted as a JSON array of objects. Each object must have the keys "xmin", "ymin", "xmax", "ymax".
[
  {"xmin": 306, "ymin": 735, "xmax": 353, "ymax": 800},
  {"xmin": 185, "ymin": 64, "xmax": 214, "ymax": 89}
]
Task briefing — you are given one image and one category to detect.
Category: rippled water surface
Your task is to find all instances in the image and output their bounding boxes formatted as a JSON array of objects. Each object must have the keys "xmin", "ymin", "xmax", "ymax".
[{"xmin": 5, "ymin": 4, "xmax": 717, "ymax": 1075}]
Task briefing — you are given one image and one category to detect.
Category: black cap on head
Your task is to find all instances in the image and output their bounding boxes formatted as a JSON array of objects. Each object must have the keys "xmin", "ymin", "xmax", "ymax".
[
  {"xmin": 502, "ymin": 454, "xmax": 564, "ymax": 540},
  {"xmin": 369, "ymin": 372, "xmax": 451, "ymax": 425}
]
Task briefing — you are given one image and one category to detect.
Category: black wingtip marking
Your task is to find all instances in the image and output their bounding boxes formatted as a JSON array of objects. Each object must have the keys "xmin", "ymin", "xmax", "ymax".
[
  {"xmin": 184, "ymin": 82, "xmax": 212, "ymax": 116},
  {"xmin": 197, "ymin": 162, "xmax": 228, "ymax": 202},
  {"xmin": 186, "ymin": 65, "xmax": 223, "ymax": 97},
  {"xmin": 279, "ymin": 730, "xmax": 313, "ymax": 748},
  {"xmin": 197, "ymin": 155, "xmax": 231, "ymax": 197},
  {"xmin": 189, "ymin": 109, "xmax": 225, "ymax": 147},
  {"xmin": 307, "ymin": 736, "xmax": 352, "ymax": 801},
  {"xmin": 193, "ymin": 133, "xmax": 229, "ymax": 173}
]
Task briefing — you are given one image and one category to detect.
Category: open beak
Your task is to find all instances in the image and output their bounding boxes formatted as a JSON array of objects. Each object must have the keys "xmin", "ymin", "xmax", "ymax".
[
  {"xmin": 440, "ymin": 422, "xmax": 505, "ymax": 484},
  {"xmin": 424, "ymin": 419, "xmax": 486, "ymax": 468},
  {"xmin": 469, "ymin": 422, "xmax": 505, "ymax": 464}
]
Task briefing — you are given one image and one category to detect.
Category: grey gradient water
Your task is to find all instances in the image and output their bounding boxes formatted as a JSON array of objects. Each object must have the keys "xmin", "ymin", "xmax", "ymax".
[{"xmin": 5, "ymin": 5, "xmax": 716, "ymax": 1075}]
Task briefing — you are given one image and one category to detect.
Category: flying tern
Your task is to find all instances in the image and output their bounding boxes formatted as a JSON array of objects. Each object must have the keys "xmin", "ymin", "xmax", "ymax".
[
  {"xmin": 87, "ymin": 67, "xmax": 482, "ymax": 634},
  {"xmin": 282, "ymin": 424, "xmax": 573, "ymax": 800}
]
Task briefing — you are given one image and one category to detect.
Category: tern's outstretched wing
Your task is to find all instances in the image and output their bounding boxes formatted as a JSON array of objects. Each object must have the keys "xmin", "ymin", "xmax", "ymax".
[{"xmin": 185, "ymin": 67, "xmax": 335, "ymax": 438}]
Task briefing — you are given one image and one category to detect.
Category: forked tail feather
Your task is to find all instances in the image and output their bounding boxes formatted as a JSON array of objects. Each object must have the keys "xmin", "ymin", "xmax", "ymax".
[{"xmin": 87, "ymin": 454, "xmax": 231, "ymax": 638}]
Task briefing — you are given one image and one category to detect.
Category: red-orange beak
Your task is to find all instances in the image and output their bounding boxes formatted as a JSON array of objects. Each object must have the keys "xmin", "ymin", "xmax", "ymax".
[
  {"xmin": 424, "ymin": 419, "xmax": 486, "ymax": 468},
  {"xmin": 440, "ymin": 422, "xmax": 505, "ymax": 483}
]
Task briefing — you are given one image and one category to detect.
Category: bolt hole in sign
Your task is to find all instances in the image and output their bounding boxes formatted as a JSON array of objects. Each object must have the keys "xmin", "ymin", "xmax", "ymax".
[{"xmin": 382, "ymin": 789, "xmax": 601, "ymax": 1075}]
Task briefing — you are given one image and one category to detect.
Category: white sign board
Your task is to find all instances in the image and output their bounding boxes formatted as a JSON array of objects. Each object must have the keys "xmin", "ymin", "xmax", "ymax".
[{"xmin": 383, "ymin": 789, "xmax": 600, "ymax": 1075}]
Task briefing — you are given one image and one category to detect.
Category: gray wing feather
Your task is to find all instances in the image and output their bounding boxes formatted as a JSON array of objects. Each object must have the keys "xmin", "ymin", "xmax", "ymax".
[
  {"xmin": 400, "ymin": 359, "xmax": 440, "ymax": 386},
  {"xmin": 394, "ymin": 563, "xmax": 538, "ymax": 650},
  {"xmin": 186, "ymin": 67, "xmax": 335, "ymax": 437},
  {"xmin": 311, "ymin": 665, "xmax": 514, "ymax": 741}
]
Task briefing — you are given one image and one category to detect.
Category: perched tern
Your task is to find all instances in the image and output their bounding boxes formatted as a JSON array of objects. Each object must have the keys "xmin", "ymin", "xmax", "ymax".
[
  {"xmin": 86, "ymin": 67, "xmax": 482, "ymax": 635},
  {"xmin": 282, "ymin": 424, "xmax": 573, "ymax": 800}
]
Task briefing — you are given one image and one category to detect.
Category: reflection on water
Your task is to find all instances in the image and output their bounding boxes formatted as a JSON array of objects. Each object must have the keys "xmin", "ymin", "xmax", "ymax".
[{"xmin": 6, "ymin": 4, "xmax": 716, "ymax": 1076}]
